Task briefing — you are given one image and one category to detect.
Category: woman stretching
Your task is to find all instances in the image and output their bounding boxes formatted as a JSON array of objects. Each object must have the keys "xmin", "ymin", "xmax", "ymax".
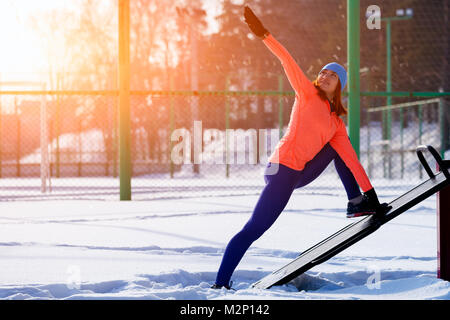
[{"xmin": 211, "ymin": 6, "xmax": 385, "ymax": 289}]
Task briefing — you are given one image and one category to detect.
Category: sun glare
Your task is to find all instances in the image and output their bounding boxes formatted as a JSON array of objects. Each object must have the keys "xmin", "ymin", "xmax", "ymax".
[
  {"xmin": 0, "ymin": 0, "xmax": 79, "ymax": 82},
  {"xmin": 0, "ymin": 0, "xmax": 220, "ymax": 84}
]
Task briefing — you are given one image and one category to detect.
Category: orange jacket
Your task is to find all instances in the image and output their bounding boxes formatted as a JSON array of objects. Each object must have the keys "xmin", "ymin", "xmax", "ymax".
[{"xmin": 263, "ymin": 34, "xmax": 373, "ymax": 192}]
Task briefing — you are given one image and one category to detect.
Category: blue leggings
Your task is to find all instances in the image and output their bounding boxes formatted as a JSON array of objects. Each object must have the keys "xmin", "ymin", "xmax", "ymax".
[{"xmin": 215, "ymin": 142, "xmax": 361, "ymax": 286}]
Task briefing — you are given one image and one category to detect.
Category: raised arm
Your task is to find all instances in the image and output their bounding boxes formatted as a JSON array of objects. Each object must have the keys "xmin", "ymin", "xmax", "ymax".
[
  {"xmin": 262, "ymin": 34, "xmax": 315, "ymax": 97},
  {"xmin": 243, "ymin": 6, "xmax": 315, "ymax": 97}
]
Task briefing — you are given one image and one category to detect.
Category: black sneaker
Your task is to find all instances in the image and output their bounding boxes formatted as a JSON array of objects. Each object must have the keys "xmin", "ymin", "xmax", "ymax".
[
  {"xmin": 347, "ymin": 188, "xmax": 381, "ymax": 218},
  {"xmin": 346, "ymin": 196, "xmax": 377, "ymax": 218}
]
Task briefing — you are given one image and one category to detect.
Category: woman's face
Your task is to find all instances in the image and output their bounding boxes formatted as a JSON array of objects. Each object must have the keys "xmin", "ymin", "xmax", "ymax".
[{"xmin": 317, "ymin": 69, "xmax": 339, "ymax": 95}]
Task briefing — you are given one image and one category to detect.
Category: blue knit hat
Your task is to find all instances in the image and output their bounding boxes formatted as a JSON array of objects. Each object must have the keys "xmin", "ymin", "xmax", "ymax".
[{"xmin": 320, "ymin": 62, "xmax": 347, "ymax": 92}]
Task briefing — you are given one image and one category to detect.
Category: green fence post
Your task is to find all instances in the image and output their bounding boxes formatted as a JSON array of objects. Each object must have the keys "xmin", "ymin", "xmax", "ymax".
[
  {"xmin": 56, "ymin": 73, "xmax": 61, "ymax": 178},
  {"xmin": 169, "ymin": 76, "xmax": 175, "ymax": 178},
  {"xmin": 278, "ymin": 75, "xmax": 284, "ymax": 140},
  {"xmin": 78, "ymin": 119, "xmax": 82, "ymax": 177},
  {"xmin": 440, "ymin": 98, "xmax": 446, "ymax": 159},
  {"xmin": 385, "ymin": 19, "xmax": 393, "ymax": 179},
  {"xmin": 15, "ymin": 97, "xmax": 21, "ymax": 177},
  {"xmin": 118, "ymin": 0, "xmax": 132, "ymax": 200},
  {"xmin": 225, "ymin": 75, "xmax": 230, "ymax": 178},
  {"xmin": 400, "ymin": 107, "xmax": 404, "ymax": 179},
  {"xmin": 347, "ymin": 0, "xmax": 361, "ymax": 158},
  {"xmin": 113, "ymin": 95, "xmax": 118, "ymax": 178},
  {"xmin": 385, "ymin": 21, "xmax": 392, "ymax": 132},
  {"xmin": 419, "ymin": 104, "xmax": 423, "ymax": 179}
]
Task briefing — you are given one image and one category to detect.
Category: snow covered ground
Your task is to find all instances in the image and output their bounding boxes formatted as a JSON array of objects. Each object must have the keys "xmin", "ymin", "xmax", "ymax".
[{"xmin": 0, "ymin": 177, "xmax": 449, "ymax": 300}]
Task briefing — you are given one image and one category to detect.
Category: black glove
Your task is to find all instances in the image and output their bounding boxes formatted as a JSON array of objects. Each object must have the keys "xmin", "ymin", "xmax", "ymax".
[{"xmin": 243, "ymin": 6, "xmax": 269, "ymax": 39}]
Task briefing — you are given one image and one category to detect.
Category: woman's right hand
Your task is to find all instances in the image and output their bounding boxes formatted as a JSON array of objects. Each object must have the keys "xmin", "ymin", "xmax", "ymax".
[{"xmin": 243, "ymin": 6, "xmax": 269, "ymax": 39}]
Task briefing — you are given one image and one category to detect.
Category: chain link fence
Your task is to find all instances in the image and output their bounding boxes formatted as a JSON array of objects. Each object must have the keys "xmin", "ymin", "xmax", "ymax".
[
  {"xmin": 0, "ymin": 90, "xmax": 447, "ymax": 200},
  {"xmin": 362, "ymin": 97, "xmax": 447, "ymax": 181}
]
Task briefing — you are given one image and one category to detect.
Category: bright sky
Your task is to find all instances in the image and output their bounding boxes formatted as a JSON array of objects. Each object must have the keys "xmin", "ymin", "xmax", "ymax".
[
  {"xmin": 0, "ymin": 0, "xmax": 81, "ymax": 81},
  {"xmin": 0, "ymin": 0, "xmax": 223, "ymax": 84}
]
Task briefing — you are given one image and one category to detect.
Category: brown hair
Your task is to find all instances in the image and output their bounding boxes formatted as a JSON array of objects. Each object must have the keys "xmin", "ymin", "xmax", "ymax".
[{"xmin": 312, "ymin": 78, "xmax": 347, "ymax": 116}]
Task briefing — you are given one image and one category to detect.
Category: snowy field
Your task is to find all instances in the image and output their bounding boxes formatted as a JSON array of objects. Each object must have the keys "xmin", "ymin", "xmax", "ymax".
[{"xmin": 0, "ymin": 174, "xmax": 449, "ymax": 300}]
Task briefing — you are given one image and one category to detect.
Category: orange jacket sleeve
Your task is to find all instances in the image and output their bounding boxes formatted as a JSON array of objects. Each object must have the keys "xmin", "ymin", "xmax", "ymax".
[
  {"xmin": 329, "ymin": 120, "xmax": 373, "ymax": 192},
  {"xmin": 262, "ymin": 34, "xmax": 315, "ymax": 98}
]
